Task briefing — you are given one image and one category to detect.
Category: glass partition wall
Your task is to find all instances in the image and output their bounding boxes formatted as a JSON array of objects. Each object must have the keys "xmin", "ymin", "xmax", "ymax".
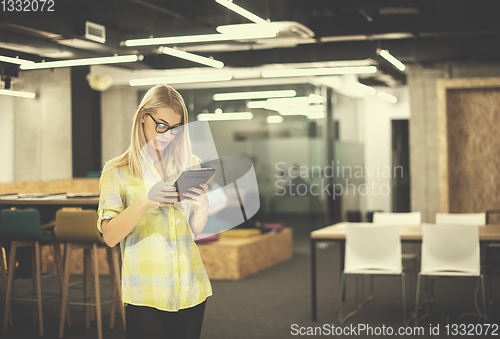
[{"xmin": 174, "ymin": 83, "xmax": 364, "ymax": 229}]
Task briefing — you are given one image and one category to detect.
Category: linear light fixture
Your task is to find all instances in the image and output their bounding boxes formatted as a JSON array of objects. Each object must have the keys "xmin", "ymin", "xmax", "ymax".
[
  {"xmin": 347, "ymin": 82, "xmax": 377, "ymax": 95},
  {"xmin": 267, "ymin": 116, "xmax": 283, "ymax": 123},
  {"xmin": 130, "ymin": 72, "xmax": 232, "ymax": 86},
  {"xmin": 262, "ymin": 66, "xmax": 377, "ymax": 78},
  {"xmin": 247, "ymin": 94, "xmax": 323, "ymax": 109},
  {"xmin": 215, "ymin": 0, "xmax": 268, "ymax": 24},
  {"xmin": 216, "ymin": 23, "xmax": 279, "ymax": 35},
  {"xmin": 0, "ymin": 55, "xmax": 34, "ymax": 65},
  {"xmin": 20, "ymin": 55, "xmax": 142, "ymax": 70},
  {"xmin": 125, "ymin": 30, "xmax": 276, "ymax": 47},
  {"xmin": 197, "ymin": 112, "xmax": 253, "ymax": 121},
  {"xmin": 278, "ymin": 105, "xmax": 324, "ymax": 115},
  {"xmin": 162, "ymin": 47, "xmax": 224, "ymax": 69},
  {"xmin": 213, "ymin": 90, "xmax": 296, "ymax": 101},
  {"xmin": 306, "ymin": 112, "xmax": 326, "ymax": 119},
  {"xmin": 0, "ymin": 89, "xmax": 36, "ymax": 98},
  {"xmin": 377, "ymin": 91, "xmax": 398, "ymax": 103},
  {"xmin": 377, "ymin": 49, "xmax": 406, "ymax": 71}
]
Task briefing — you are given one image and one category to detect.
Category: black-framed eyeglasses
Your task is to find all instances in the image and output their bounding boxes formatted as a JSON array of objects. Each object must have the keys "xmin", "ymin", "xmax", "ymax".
[{"xmin": 145, "ymin": 112, "xmax": 184, "ymax": 135}]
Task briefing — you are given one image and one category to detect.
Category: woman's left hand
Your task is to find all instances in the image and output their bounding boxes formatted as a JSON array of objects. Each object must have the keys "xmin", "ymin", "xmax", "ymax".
[{"xmin": 181, "ymin": 183, "xmax": 209, "ymax": 208}]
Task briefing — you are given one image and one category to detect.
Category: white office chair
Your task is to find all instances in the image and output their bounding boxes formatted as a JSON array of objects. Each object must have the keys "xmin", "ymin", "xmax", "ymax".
[
  {"xmin": 372, "ymin": 212, "xmax": 421, "ymax": 308},
  {"xmin": 339, "ymin": 224, "xmax": 406, "ymax": 324},
  {"xmin": 414, "ymin": 223, "xmax": 487, "ymax": 324},
  {"xmin": 373, "ymin": 212, "xmax": 421, "ymax": 261},
  {"xmin": 435, "ymin": 212, "xmax": 485, "ymax": 225},
  {"xmin": 373, "ymin": 212, "xmax": 422, "ymax": 225}
]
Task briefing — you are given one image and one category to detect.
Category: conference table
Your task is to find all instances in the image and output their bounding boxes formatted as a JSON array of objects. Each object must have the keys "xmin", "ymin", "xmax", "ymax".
[
  {"xmin": 310, "ymin": 222, "xmax": 500, "ymax": 321},
  {"xmin": 0, "ymin": 195, "xmax": 99, "ymax": 223}
]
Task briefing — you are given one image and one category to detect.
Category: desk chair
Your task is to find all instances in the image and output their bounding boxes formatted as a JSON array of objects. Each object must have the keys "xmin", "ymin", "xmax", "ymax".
[
  {"xmin": 372, "ymin": 212, "xmax": 421, "ymax": 303},
  {"xmin": 414, "ymin": 223, "xmax": 486, "ymax": 325},
  {"xmin": 0, "ymin": 241, "xmax": 7, "ymax": 294},
  {"xmin": 55, "ymin": 209, "xmax": 125, "ymax": 339},
  {"xmin": 435, "ymin": 212, "xmax": 485, "ymax": 225},
  {"xmin": 1, "ymin": 208, "xmax": 66, "ymax": 337},
  {"xmin": 339, "ymin": 224, "xmax": 407, "ymax": 324}
]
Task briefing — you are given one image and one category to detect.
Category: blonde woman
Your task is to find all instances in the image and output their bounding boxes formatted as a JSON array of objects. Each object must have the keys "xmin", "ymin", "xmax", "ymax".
[{"xmin": 97, "ymin": 85, "xmax": 212, "ymax": 339}]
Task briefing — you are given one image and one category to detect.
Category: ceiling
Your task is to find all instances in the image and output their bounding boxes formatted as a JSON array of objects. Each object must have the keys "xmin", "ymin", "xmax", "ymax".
[{"xmin": 1, "ymin": 0, "xmax": 500, "ymax": 86}]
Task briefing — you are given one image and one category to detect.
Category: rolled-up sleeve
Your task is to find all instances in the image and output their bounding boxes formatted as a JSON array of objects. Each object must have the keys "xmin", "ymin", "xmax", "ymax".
[{"xmin": 97, "ymin": 168, "xmax": 125, "ymax": 233}]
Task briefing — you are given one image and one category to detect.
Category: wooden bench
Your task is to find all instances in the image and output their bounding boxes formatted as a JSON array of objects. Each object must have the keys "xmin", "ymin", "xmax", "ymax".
[{"xmin": 197, "ymin": 228, "xmax": 293, "ymax": 280}]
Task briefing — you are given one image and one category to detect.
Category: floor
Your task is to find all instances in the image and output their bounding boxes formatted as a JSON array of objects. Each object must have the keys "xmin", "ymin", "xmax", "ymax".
[{"xmin": 0, "ymin": 214, "xmax": 498, "ymax": 338}]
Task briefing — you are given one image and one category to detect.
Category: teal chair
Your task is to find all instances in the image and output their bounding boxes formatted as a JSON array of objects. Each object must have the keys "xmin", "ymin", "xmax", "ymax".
[{"xmin": 1, "ymin": 208, "xmax": 67, "ymax": 336}]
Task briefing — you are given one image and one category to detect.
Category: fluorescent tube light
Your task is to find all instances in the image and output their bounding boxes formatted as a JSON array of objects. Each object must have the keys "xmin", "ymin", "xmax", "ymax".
[
  {"xmin": 0, "ymin": 89, "xmax": 36, "ymax": 98},
  {"xmin": 278, "ymin": 105, "xmax": 324, "ymax": 115},
  {"xmin": 347, "ymin": 82, "xmax": 377, "ymax": 95},
  {"xmin": 162, "ymin": 47, "xmax": 224, "ymax": 69},
  {"xmin": 130, "ymin": 73, "xmax": 232, "ymax": 86},
  {"xmin": 377, "ymin": 49, "xmax": 406, "ymax": 71},
  {"xmin": 216, "ymin": 23, "xmax": 279, "ymax": 35},
  {"xmin": 215, "ymin": 0, "xmax": 268, "ymax": 24},
  {"xmin": 20, "ymin": 55, "xmax": 142, "ymax": 70},
  {"xmin": 267, "ymin": 116, "xmax": 283, "ymax": 123},
  {"xmin": 213, "ymin": 90, "xmax": 296, "ymax": 101},
  {"xmin": 306, "ymin": 112, "xmax": 326, "ymax": 119},
  {"xmin": 262, "ymin": 66, "xmax": 377, "ymax": 78},
  {"xmin": 377, "ymin": 91, "xmax": 398, "ymax": 103},
  {"xmin": 125, "ymin": 31, "xmax": 276, "ymax": 47},
  {"xmin": 0, "ymin": 55, "xmax": 34, "ymax": 65},
  {"xmin": 247, "ymin": 95, "xmax": 324, "ymax": 110},
  {"xmin": 197, "ymin": 112, "xmax": 253, "ymax": 121}
]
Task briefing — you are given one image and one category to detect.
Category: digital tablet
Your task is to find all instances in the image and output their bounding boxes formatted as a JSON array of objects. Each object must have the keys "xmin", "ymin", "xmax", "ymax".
[{"xmin": 174, "ymin": 168, "xmax": 215, "ymax": 201}]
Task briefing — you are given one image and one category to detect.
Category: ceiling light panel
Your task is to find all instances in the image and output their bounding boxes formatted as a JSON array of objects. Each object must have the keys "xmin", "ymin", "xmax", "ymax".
[
  {"xmin": 215, "ymin": 0, "xmax": 268, "ymax": 24},
  {"xmin": 262, "ymin": 66, "xmax": 377, "ymax": 78},
  {"xmin": 20, "ymin": 55, "xmax": 141, "ymax": 70},
  {"xmin": 162, "ymin": 47, "xmax": 224, "ymax": 69},
  {"xmin": 213, "ymin": 90, "xmax": 296, "ymax": 101},
  {"xmin": 0, "ymin": 89, "xmax": 36, "ymax": 98},
  {"xmin": 129, "ymin": 73, "xmax": 232, "ymax": 86}
]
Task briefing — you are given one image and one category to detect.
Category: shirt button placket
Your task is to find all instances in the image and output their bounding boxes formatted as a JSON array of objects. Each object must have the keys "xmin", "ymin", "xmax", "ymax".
[{"xmin": 169, "ymin": 205, "xmax": 180, "ymax": 301}]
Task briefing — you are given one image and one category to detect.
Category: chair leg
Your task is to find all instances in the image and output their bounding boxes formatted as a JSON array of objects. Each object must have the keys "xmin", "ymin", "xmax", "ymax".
[
  {"xmin": 0, "ymin": 244, "xmax": 12, "ymax": 326},
  {"xmin": 338, "ymin": 271, "xmax": 345, "ymax": 324},
  {"xmin": 4, "ymin": 242, "xmax": 17, "ymax": 332},
  {"xmin": 480, "ymin": 275, "xmax": 487, "ymax": 323},
  {"xmin": 88, "ymin": 250, "xmax": 95, "ymax": 322},
  {"xmin": 84, "ymin": 248, "xmax": 92, "ymax": 329},
  {"xmin": 31, "ymin": 247, "xmax": 37, "ymax": 324},
  {"xmin": 401, "ymin": 272, "xmax": 407, "ymax": 325},
  {"xmin": 111, "ymin": 246, "xmax": 126, "ymax": 332},
  {"xmin": 414, "ymin": 274, "xmax": 421, "ymax": 326},
  {"xmin": 59, "ymin": 244, "xmax": 73, "ymax": 338},
  {"xmin": 93, "ymin": 243, "xmax": 103, "ymax": 339},
  {"xmin": 105, "ymin": 248, "xmax": 116, "ymax": 330},
  {"xmin": 0, "ymin": 245, "xmax": 7, "ymax": 294},
  {"xmin": 53, "ymin": 243, "xmax": 71, "ymax": 327},
  {"xmin": 34, "ymin": 242, "xmax": 44, "ymax": 336}
]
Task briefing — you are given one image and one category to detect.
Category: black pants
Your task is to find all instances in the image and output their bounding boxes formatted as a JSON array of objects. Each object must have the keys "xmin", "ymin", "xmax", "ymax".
[{"xmin": 126, "ymin": 300, "xmax": 206, "ymax": 339}]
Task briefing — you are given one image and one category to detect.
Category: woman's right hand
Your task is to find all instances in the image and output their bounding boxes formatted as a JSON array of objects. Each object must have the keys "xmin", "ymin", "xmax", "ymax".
[{"xmin": 142, "ymin": 181, "xmax": 179, "ymax": 207}]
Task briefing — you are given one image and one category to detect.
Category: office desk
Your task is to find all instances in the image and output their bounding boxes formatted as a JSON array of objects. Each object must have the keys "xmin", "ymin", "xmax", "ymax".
[{"xmin": 310, "ymin": 222, "xmax": 500, "ymax": 321}]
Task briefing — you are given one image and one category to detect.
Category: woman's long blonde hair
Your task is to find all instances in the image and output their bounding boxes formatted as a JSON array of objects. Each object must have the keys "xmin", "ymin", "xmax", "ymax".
[{"xmin": 103, "ymin": 85, "xmax": 193, "ymax": 178}]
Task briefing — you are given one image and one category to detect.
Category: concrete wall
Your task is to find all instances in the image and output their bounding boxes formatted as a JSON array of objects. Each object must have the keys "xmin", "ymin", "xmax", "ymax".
[
  {"xmin": 101, "ymin": 85, "xmax": 138, "ymax": 167},
  {"xmin": 0, "ymin": 95, "xmax": 15, "ymax": 182},
  {"xmin": 408, "ymin": 62, "xmax": 500, "ymax": 222},
  {"xmin": 0, "ymin": 68, "xmax": 72, "ymax": 183},
  {"xmin": 361, "ymin": 86, "xmax": 411, "ymax": 213}
]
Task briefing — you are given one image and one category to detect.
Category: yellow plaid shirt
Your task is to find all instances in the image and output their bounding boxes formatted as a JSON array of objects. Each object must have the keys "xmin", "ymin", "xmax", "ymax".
[{"xmin": 97, "ymin": 154, "xmax": 212, "ymax": 312}]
